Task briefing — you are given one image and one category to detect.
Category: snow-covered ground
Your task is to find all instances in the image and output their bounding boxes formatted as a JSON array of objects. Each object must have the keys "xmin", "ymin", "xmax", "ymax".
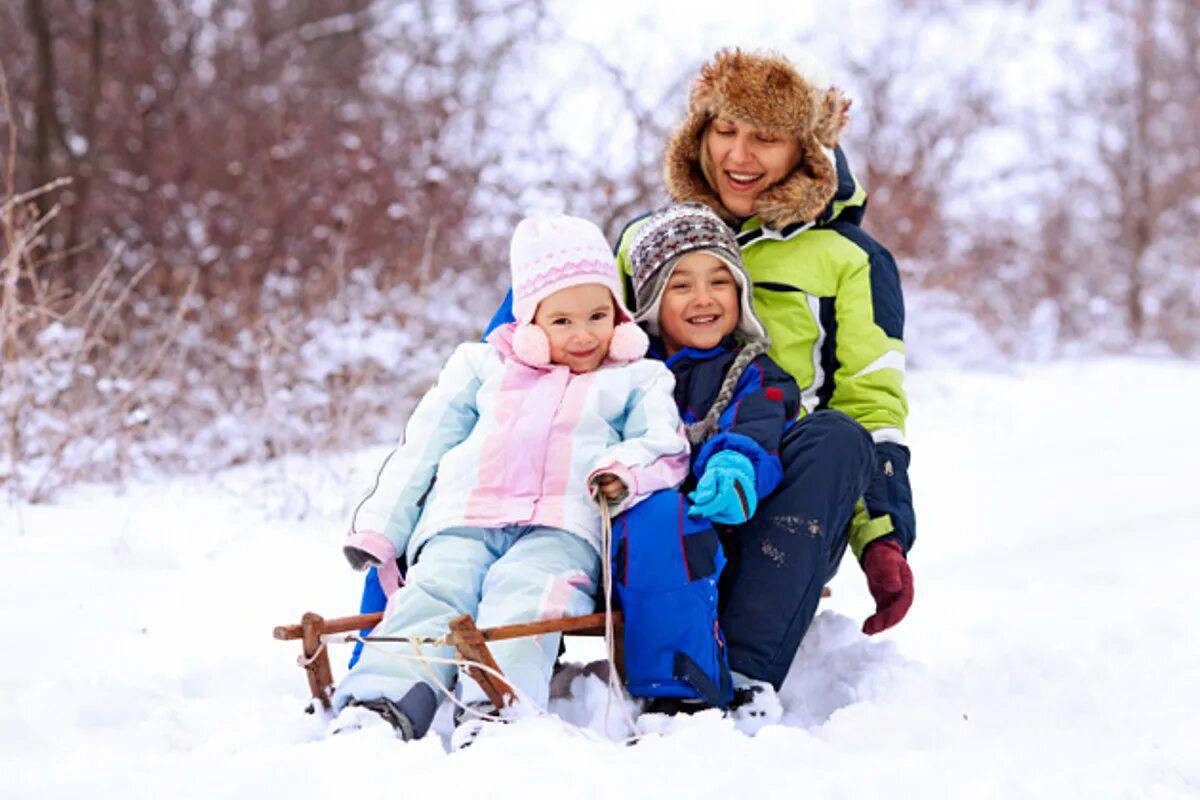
[{"xmin": 3, "ymin": 359, "xmax": 1198, "ymax": 799}]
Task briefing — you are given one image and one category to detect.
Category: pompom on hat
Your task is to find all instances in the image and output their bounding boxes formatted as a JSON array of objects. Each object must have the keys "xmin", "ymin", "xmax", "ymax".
[{"xmin": 508, "ymin": 214, "xmax": 647, "ymax": 366}]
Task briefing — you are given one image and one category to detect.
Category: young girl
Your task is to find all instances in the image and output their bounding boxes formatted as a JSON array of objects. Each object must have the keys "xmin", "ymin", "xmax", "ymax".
[{"xmin": 332, "ymin": 214, "xmax": 689, "ymax": 744}]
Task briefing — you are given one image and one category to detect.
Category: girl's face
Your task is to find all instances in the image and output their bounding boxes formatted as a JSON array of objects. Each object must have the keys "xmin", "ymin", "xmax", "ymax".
[
  {"xmin": 532, "ymin": 283, "xmax": 616, "ymax": 373},
  {"xmin": 658, "ymin": 252, "xmax": 739, "ymax": 355},
  {"xmin": 703, "ymin": 116, "xmax": 803, "ymax": 218}
]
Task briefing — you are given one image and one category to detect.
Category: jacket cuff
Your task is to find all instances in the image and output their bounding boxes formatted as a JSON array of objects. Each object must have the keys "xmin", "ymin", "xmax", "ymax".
[
  {"xmin": 848, "ymin": 500, "xmax": 895, "ymax": 561},
  {"xmin": 345, "ymin": 530, "xmax": 403, "ymax": 597},
  {"xmin": 588, "ymin": 462, "xmax": 637, "ymax": 515},
  {"xmin": 694, "ymin": 431, "xmax": 783, "ymax": 497},
  {"xmin": 861, "ymin": 441, "xmax": 916, "ymax": 554}
]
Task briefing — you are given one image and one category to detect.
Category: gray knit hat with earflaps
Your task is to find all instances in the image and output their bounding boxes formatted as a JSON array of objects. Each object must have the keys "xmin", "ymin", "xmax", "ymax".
[{"xmin": 628, "ymin": 202, "xmax": 772, "ymax": 447}]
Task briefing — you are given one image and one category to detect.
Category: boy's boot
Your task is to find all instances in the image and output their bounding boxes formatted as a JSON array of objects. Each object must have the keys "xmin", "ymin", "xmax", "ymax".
[
  {"xmin": 729, "ymin": 672, "xmax": 783, "ymax": 734},
  {"xmin": 641, "ymin": 696, "xmax": 711, "ymax": 716}
]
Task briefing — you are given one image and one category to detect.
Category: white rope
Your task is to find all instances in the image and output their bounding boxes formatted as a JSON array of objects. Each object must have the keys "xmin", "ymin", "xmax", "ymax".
[
  {"xmin": 330, "ymin": 631, "xmax": 513, "ymax": 723},
  {"xmin": 598, "ymin": 494, "xmax": 641, "ymax": 738},
  {"xmin": 347, "ymin": 631, "xmax": 643, "ymax": 744}
]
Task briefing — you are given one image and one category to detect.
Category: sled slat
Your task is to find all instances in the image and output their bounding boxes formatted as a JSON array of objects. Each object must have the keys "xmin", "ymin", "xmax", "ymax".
[
  {"xmin": 274, "ymin": 611, "xmax": 385, "ymax": 641},
  {"xmin": 477, "ymin": 611, "xmax": 621, "ymax": 642},
  {"xmin": 301, "ymin": 612, "xmax": 334, "ymax": 711},
  {"xmin": 273, "ymin": 609, "xmax": 627, "ymax": 642},
  {"xmin": 448, "ymin": 615, "xmax": 514, "ymax": 709}
]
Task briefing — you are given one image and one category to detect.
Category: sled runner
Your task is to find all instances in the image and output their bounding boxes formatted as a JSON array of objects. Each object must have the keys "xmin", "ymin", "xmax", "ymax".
[{"xmin": 273, "ymin": 609, "xmax": 625, "ymax": 712}]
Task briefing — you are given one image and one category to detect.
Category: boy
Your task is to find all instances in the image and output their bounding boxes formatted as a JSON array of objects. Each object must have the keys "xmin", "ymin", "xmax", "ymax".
[{"xmin": 614, "ymin": 203, "xmax": 800, "ymax": 725}]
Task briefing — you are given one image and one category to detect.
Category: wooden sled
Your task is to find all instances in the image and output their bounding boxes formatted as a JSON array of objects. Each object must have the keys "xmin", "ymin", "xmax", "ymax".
[
  {"xmin": 273, "ymin": 610, "xmax": 625, "ymax": 712},
  {"xmin": 274, "ymin": 585, "xmax": 831, "ymax": 713}
]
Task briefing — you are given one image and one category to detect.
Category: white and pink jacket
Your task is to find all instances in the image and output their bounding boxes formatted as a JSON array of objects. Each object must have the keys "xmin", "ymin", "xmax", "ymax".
[{"xmin": 345, "ymin": 323, "xmax": 689, "ymax": 595}]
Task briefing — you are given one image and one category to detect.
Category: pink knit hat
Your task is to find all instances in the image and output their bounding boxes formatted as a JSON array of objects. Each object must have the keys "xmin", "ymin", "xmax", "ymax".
[{"xmin": 508, "ymin": 214, "xmax": 647, "ymax": 365}]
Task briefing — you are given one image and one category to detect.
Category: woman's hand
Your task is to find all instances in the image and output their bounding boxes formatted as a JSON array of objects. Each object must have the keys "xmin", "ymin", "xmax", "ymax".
[
  {"xmin": 861, "ymin": 539, "xmax": 914, "ymax": 634},
  {"xmin": 591, "ymin": 472, "xmax": 628, "ymax": 502}
]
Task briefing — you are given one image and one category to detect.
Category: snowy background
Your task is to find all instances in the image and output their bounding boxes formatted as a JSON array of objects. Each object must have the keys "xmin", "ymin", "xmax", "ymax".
[
  {"xmin": 3, "ymin": 360, "xmax": 1198, "ymax": 798},
  {"xmin": 3, "ymin": 0, "xmax": 1199, "ymax": 797}
]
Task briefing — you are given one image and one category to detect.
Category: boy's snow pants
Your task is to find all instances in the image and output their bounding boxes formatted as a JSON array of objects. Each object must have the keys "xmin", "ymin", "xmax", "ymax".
[
  {"xmin": 614, "ymin": 410, "xmax": 875, "ymax": 698},
  {"xmin": 334, "ymin": 525, "xmax": 599, "ymax": 712},
  {"xmin": 611, "ymin": 490, "xmax": 732, "ymax": 707},
  {"xmin": 719, "ymin": 409, "xmax": 875, "ymax": 689}
]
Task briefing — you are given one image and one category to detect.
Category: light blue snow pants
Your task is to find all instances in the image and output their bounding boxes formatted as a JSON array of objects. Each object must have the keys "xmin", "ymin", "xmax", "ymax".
[{"xmin": 332, "ymin": 525, "xmax": 600, "ymax": 712}]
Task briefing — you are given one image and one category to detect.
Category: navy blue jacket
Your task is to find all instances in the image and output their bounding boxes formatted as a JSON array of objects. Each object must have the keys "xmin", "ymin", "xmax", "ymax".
[{"xmin": 663, "ymin": 339, "xmax": 800, "ymax": 498}]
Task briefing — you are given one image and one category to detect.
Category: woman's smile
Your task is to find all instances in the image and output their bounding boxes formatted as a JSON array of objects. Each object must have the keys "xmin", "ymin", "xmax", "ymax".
[{"xmin": 723, "ymin": 170, "xmax": 766, "ymax": 192}]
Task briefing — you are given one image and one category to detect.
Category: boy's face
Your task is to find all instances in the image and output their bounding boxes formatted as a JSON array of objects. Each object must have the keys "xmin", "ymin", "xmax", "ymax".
[
  {"xmin": 532, "ymin": 283, "xmax": 616, "ymax": 373},
  {"xmin": 658, "ymin": 252, "xmax": 739, "ymax": 355}
]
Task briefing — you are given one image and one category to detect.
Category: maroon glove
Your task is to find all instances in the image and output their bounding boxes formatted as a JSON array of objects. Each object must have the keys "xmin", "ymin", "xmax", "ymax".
[{"xmin": 862, "ymin": 539, "xmax": 914, "ymax": 635}]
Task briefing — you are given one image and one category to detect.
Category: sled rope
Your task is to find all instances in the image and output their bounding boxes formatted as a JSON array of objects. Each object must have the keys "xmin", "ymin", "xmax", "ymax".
[
  {"xmin": 598, "ymin": 493, "xmax": 641, "ymax": 738},
  {"xmin": 348, "ymin": 633, "xmax": 520, "ymax": 724},
  {"xmin": 296, "ymin": 638, "xmax": 328, "ymax": 669},
  {"xmin": 350, "ymin": 631, "xmax": 644, "ymax": 744}
]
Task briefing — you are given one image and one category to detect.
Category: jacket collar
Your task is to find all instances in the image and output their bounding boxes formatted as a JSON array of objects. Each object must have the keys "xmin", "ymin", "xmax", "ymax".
[{"xmin": 664, "ymin": 336, "xmax": 738, "ymax": 367}]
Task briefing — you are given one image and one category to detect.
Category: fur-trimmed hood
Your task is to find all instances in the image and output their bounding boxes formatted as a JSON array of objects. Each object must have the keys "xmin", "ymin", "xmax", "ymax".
[{"xmin": 663, "ymin": 48, "xmax": 853, "ymax": 229}]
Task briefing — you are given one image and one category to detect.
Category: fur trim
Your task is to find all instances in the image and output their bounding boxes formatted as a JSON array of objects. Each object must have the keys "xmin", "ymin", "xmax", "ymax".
[
  {"xmin": 663, "ymin": 48, "xmax": 852, "ymax": 228},
  {"xmin": 512, "ymin": 323, "xmax": 551, "ymax": 366},
  {"xmin": 607, "ymin": 322, "xmax": 650, "ymax": 363}
]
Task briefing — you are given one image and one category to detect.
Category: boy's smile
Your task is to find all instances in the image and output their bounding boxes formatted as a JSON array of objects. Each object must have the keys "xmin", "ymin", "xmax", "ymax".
[{"xmin": 658, "ymin": 252, "xmax": 740, "ymax": 355}]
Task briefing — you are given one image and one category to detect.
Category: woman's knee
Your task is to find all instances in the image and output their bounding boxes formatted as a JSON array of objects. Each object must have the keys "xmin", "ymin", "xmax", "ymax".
[{"xmin": 783, "ymin": 410, "xmax": 874, "ymax": 471}]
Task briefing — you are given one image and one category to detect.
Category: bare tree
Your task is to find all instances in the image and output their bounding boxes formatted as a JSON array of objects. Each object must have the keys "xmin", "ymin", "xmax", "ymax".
[{"xmin": 1049, "ymin": 0, "xmax": 1200, "ymax": 351}]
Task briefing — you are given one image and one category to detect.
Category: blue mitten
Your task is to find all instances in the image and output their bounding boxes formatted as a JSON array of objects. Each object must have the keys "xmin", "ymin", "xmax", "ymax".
[{"xmin": 688, "ymin": 450, "xmax": 758, "ymax": 525}]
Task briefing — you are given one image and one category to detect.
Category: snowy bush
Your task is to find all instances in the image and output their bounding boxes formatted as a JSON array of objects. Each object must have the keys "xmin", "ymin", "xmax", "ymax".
[{"xmin": 1, "ymin": 188, "xmax": 502, "ymax": 501}]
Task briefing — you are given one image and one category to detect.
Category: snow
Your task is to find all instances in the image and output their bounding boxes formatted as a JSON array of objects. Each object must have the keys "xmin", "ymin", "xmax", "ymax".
[{"xmin": 3, "ymin": 359, "xmax": 1199, "ymax": 798}]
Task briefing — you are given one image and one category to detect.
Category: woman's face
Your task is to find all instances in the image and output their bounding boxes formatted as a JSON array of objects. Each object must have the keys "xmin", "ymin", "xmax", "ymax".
[{"xmin": 703, "ymin": 117, "xmax": 803, "ymax": 218}]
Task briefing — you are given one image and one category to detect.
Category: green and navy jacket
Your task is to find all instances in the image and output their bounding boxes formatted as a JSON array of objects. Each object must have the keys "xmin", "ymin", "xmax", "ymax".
[{"xmin": 614, "ymin": 147, "xmax": 915, "ymax": 558}]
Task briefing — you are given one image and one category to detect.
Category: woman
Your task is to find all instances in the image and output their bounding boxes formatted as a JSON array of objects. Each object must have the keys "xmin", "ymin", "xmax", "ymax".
[
  {"xmin": 356, "ymin": 48, "xmax": 916, "ymax": 722},
  {"xmin": 610, "ymin": 48, "xmax": 916, "ymax": 715}
]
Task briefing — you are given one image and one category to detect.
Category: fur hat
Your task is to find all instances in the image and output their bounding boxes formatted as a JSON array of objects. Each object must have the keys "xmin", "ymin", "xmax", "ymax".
[
  {"xmin": 627, "ymin": 202, "xmax": 768, "ymax": 345},
  {"xmin": 663, "ymin": 48, "xmax": 851, "ymax": 229},
  {"xmin": 508, "ymin": 214, "xmax": 647, "ymax": 366}
]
